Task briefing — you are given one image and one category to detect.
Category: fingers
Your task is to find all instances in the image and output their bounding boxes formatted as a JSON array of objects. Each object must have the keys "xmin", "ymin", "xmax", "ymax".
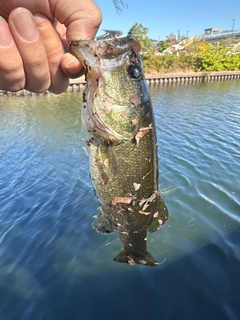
[
  {"xmin": 3, "ymin": 8, "xmax": 69, "ymax": 94},
  {"xmin": 52, "ymin": 0, "xmax": 102, "ymax": 41},
  {"xmin": 34, "ymin": 14, "xmax": 69, "ymax": 94},
  {"xmin": 8, "ymin": 8, "xmax": 51, "ymax": 93},
  {"xmin": 53, "ymin": 19, "xmax": 85, "ymax": 78},
  {"xmin": 0, "ymin": 1, "xmax": 102, "ymax": 92},
  {"xmin": 51, "ymin": 0, "xmax": 102, "ymax": 78},
  {"xmin": 51, "ymin": 19, "xmax": 84, "ymax": 81},
  {"xmin": 0, "ymin": 16, "xmax": 25, "ymax": 91},
  {"xmin": 61, "ymin": 53, "xmax": 84, "ymax": 79}
]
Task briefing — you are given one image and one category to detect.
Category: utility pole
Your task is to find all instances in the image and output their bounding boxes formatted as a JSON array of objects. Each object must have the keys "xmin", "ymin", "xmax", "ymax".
[{"xmin": 232, "ymin": 19, "xmax": 235, "ymax": 34}]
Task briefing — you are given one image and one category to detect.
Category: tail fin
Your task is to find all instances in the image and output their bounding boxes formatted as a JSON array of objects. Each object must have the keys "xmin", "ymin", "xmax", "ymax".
[{"xmin": 113, "ymin": 250, "xmax": 159, "ymax": 267}]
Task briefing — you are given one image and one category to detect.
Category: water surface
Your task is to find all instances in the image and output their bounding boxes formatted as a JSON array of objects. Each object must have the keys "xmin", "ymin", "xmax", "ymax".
[{"xmin": 0, "ymin": 81, "xmax": 239, "ymax": 320}]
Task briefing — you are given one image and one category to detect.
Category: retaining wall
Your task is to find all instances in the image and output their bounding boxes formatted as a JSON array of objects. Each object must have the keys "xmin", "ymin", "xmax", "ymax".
[{"xmin": 145, "ymin": 71, "xmax": 240, "ymax": 85}]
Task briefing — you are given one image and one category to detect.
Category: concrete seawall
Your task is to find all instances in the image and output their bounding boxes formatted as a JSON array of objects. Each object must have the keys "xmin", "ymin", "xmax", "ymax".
[
  {"xmin": 66, "ymin": 71, "xmax": 240, "ymax": 91},
  {"xmin": 1, "ymin": 71, "xmax": 240, "ymax": 96},
  {"xmin": 145, "ymin": 71, "xmax": 240, "ymax": 85}
]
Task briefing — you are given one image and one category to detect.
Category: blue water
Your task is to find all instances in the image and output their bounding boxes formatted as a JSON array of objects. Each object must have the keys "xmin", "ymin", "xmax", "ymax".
[{"xmin": 0, "ymin": 81, "xmax": 239, "ymax": 320}]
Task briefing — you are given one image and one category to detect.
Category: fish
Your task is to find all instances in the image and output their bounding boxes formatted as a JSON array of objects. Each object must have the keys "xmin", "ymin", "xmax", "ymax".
[{"xmin": 70, "ymin": 35, "xmax": 169, "ymax": 267}]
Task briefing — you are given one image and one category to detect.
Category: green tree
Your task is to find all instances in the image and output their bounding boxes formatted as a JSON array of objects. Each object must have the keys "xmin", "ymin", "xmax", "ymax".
[
  {"xmin": 128, "ymin": 23, "xmax": 153, "ymax": 58},
  {"xmin": 141, "ymin": 34, "xmax": 240, "ymax": 73},
  {"xmin": 179, "ymin": 37, "xmax": 211, "ymax": 71},
  {"xmin": 179, "ymin": 37, "xmax": 240, "ymax": 71}
]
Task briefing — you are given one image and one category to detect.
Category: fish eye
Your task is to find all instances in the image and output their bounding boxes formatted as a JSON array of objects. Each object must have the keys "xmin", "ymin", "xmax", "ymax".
[{"xmin": 128, "ymin": 64, "xmax": 142, "ymax": 79}]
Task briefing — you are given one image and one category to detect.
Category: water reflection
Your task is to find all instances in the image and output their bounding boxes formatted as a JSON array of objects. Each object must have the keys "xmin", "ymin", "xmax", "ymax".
[{"xmin": 0, "ymin": 82, "xmax": 240, "ymax": 319}]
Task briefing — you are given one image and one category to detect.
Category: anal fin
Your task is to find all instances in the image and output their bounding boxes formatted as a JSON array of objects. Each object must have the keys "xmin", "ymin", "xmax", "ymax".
[
  {"xmin": 92, "ymin": 209, "xmax": 114, "ymax": 234},
  {"xmin": 148, "ymin": 195, "xmax": 169, "ymax": 233}
]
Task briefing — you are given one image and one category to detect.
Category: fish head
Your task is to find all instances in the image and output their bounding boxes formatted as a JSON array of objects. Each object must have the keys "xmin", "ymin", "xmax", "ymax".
[{"xmin": 70, "ymin": 37, "xmax": 147, "ymax": 144}]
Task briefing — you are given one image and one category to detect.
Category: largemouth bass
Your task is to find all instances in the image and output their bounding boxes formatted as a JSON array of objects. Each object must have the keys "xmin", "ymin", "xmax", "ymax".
[{"xmin": 70, "ymin": 36, "xmax": 169, "ymax": 266}]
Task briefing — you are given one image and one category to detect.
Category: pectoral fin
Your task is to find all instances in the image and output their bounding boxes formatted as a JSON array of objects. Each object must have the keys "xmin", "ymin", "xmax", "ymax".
[{"xmin": 99, "ymin": 145, "xmax": 117, "ymax": 179}]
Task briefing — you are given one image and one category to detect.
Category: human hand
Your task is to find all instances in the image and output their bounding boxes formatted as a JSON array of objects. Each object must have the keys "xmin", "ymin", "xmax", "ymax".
[{"xmin": 0, "ymin": 0, "xmax": 102, "ymax": 94}]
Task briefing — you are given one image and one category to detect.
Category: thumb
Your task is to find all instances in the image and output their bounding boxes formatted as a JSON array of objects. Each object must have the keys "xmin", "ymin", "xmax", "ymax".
[
  {"xmin": 50, "ymin": 0, "xmax": 102, "ymax": 78},
  {"xmin": 50, "ymin": 0, "xmax": 102, "ymax": 41}
]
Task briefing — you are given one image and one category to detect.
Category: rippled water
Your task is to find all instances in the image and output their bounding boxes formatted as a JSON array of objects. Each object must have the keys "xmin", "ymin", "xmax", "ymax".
[{"xmin": 0, "ymin": 81, "xmax": 240, "ymax": 320}]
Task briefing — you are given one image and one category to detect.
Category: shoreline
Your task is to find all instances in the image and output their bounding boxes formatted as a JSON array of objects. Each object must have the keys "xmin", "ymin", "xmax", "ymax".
[
  {"xmin": 67, "ymin": 70, "xmax": 240, "ymax": 90},
  {"xmin": 1, "ymin": 70, "xmax": 240, "ymax": 96}
]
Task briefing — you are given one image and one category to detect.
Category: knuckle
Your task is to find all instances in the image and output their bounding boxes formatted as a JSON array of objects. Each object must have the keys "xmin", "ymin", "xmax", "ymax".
[
  {"xmin": 47, "ymin": 49, "xmax": 63, "ymax": 65},
  {"xmin": 24, "ymin": 58, "xmax": 51, "ymax": 93},
  {"xmin": 25, "ymin": 76, "xmax": 51, "ymax": 93},
  {"xmin": 0, "ymin": 63, "xmax": 26, "ymax": 91},
  {"xmin": 29, "ymin": 55, "xmax": 48, "ymax": 72},
  {"xmin": 90, "ymin": 2, "xmax": 103, "ymax": 25}
]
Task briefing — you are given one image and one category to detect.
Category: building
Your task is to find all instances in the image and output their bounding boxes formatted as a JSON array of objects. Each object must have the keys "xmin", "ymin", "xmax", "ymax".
[
  {"xmin": 202, "ymin": 27, "xmax": 240, "ymax": 45},
  {"xmin": 204, "ymin": 28, "xmax": 222, "ymax": 35}
]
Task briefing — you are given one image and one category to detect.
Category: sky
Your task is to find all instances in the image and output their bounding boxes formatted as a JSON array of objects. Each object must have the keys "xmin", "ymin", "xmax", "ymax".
[{"xmin": 94, "ymin": 0, "xmax": 240, "ymax": 40}]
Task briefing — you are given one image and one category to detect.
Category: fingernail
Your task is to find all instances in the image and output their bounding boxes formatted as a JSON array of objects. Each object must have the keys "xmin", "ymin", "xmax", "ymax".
[
  {"xmin": 34, "ymin": 13, "xmax": 49, "ymax": 26},
  {"xmin": 66, "ymin": 60, "xmax": 83, "ymax": 76},
  {"xmin": 0, "ymin": 16, "xmax": 13, "ymax": 48},
  {"xmin": 11, "ymin": 8, "xmax": 38, "ymax": 42}
]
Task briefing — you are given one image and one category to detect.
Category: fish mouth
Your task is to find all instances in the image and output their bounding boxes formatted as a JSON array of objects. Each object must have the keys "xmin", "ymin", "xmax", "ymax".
[
  {"xmin": 69, "ymin": 38, "xmax": 127, "ymax": 63},
  {"xmin": 70, "ymin": 36, "xmax": 141, "ymax": 63},
  {"xmin": 70, "ymin": 36, "xmax": 140, "ymax": 142}
]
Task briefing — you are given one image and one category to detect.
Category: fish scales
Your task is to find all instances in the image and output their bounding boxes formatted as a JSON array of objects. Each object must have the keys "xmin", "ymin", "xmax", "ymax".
[{"xmin": 70, "ymin": 36, "xmax": 169, "ymax": 266}]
